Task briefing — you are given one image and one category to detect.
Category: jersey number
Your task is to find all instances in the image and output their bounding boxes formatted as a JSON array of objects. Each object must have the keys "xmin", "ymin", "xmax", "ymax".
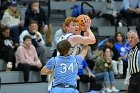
[{"xmin": 60, "ymin": 63, "xmax": 74, "ymax": 73}]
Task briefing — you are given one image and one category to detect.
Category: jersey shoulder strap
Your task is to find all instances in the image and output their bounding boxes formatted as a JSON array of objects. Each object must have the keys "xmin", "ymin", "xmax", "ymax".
[{"xmin": 58, "ymin": 33, "xmax": 73, "ymax": 43}]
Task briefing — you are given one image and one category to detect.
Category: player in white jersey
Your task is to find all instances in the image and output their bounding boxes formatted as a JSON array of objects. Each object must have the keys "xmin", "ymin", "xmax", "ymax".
[{"xmin": 58, "ymin": 16, "xmax": 96, "ymax": 56}]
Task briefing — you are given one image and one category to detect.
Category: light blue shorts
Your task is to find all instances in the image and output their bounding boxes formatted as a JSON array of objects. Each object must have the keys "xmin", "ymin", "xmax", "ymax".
[{"xmin": 50, "ymin": 87, "xmax": 79, "ymax": 93}]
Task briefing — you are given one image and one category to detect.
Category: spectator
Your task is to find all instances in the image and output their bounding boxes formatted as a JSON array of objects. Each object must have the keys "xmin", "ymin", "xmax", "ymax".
[
  {"xmin": 20, "ymin": 20, "xmax": 47, "ymax": 65},
  {"xmin": 106, "ymin": 37, "xmax": 120, "ymax": 61},
  {"xmin": 100, "ymin": 0, "xmax": 121, "ymax": 26},
  {"xmin": 94, "ymin": 47, "xmax": 119, "ymax": 92},
  {"xmin": 120, "ymin": 0, "xmax": 140, "ymax": 26},
  {"xmin": 24, "ymin": 0, "xmax": 48, "ymax": 34},
  {"xmin": 77, "ymin": 59, "xmax": 97, "ymax": 92},
  {"xmin": 15, "ymin": 35, "xmax": 46, "ymax": 83},
  {"xmin": 0, "ymin": 0, "xmax": 11, "ymax": 19},
  {"xmin": 0, "ymin": 25, "xmax": 16, "ymax": 71},
  {"xmin": 1, "ymin": 1, "xmax": 24, "ymax": 44},
  {"xmin": 114, "ymin": 32, "xmax": 129, "ymax": 78},
  {"xmin": 51, "ymin": 23, "xmax": 67, "ymax": 57},
  {"xmin": 41, "ymin": 40, "xmax": 88, "ymax": 93}
]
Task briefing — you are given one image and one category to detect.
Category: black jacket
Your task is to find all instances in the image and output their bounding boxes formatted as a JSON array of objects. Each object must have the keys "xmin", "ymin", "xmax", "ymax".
[{"xmin": 24, "ymin": 6, "xmax": 48, "ymax": 28}]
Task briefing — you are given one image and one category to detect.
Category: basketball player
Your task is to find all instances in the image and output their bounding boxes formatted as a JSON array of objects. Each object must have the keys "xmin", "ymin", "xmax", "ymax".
[
  {"xmin": 41, "ymin": 40, "xmax": 88, "ymax": 93},
  {"xmin": 58, "ymin": 15, "xmax": 96, "ymax": 56}
]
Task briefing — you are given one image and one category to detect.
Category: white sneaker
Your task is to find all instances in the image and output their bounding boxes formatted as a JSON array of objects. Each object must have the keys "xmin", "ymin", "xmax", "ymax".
[
  {"xmin": 111, "ymin": 87, "xmax": 120, "ymax": 92},
  {"xmin": 105, "ymin": 88, "xmax": 112, "ymax": 93},
  {"xmin": 118, "ymin": 22, "xmax": 123, "ymax": 27},
  {"xmin": 6, "ymin": 62, "xmax": 13, "ymax": 71}
]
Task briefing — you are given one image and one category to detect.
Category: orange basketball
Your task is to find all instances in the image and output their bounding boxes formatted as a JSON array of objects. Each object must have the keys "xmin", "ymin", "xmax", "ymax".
[{"xmin": 77, "ymin": 14, "xmax": 90, "ymax": 31}]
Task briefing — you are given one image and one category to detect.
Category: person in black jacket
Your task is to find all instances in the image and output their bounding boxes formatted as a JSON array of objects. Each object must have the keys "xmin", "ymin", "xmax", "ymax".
[
  {"xmin": 24, "ymin": 0, "xmax": 48, "ymax": 34},
  {"xmin": 0, "ymin": 25, "xmax": 16, "ymax": 70},
  {"xmin": 106, "ymin": 37, "xmax": 120, "ymax": 61}
]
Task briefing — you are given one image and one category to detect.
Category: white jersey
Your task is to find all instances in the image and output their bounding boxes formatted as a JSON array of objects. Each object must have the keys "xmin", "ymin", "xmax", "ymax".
[{"xmin": 57, "ymin": 33, "xmax": 81, "ymax": 56}]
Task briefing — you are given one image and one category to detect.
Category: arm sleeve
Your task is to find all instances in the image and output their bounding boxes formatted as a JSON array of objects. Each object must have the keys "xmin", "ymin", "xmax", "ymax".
[
  {"xmin": 19, "ymin": 30, "xmax": 28, "ymax": 43},
  {"xmin": 36, "ymin": 32, "xmax": 45, "ymax": 46},
  {"xmin": 41, "ymin": 8, "xmax": 48, "ymax": 25},
  {"xmin": 123, "ymin": 0, "xmax": 130, "ymax": 10},
  {"xmin": 82, "ymin": 59, "xmax": 88, "ymax": 69},
  {"xmin": 45, "ymin": 57, "xmax": 55, "ymax": 70},
  {"xmin": 33, "ymin": 46, "xmax": 41, "ymax": 65},
  {"xmin": 2, "ymin": 13, "xmax": 14, "ymax": 27},
  {"xmin": 24, "ymin": 10, "xmax": 32, "ymax": 27},
  {"xmin": 75, "ymin": 55, "xmax": 83, "ymax": 67}
]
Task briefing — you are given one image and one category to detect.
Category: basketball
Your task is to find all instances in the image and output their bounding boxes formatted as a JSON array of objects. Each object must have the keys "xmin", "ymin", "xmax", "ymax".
[{"xmin": 77, "ymin": 14, "xmax": 91, "ymax": 31}]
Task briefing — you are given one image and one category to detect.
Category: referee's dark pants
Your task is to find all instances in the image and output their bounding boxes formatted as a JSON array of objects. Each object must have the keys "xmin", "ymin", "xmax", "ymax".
[{"xmin": 128, "ymin": 72, "xmax": 140, "ymax": 93}]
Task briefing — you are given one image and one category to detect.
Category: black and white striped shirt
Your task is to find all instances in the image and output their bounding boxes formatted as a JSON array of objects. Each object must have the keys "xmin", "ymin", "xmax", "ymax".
[{"xmin": 128, "ymin": 45, "xmax": 140, "ymax": 74}]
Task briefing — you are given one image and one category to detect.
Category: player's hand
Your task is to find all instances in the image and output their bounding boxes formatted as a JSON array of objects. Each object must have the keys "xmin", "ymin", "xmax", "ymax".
[
  {"xmin": 88, "ymin": 71, "xmax": 95, "ymax": 78},
  {"xmin": 77, "ymin": 75, "xmax": 80, "ymax": 80},
  {"xmin": 83, "ymin": 17, "xmax": 91, "ymax": 30},
  {"xmin": 41, "ymin": 67, "xmax": 53, "ymax": 75}
]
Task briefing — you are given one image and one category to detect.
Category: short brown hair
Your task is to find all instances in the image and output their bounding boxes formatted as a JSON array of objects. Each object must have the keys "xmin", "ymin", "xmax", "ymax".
[
  {"xmin": 114, "ymin": 32, "xmax": 125, "ymax": 43},
  {"xmin": 57, "ymin": 40, "xmax": 71, "ymax": 56},
  {"xmin": 64, "ymin": 17, "xmax": 79, "ymax": 26},
  {"xmin": 29, "ymin": 20, "xmax": 38, "ymax": 26},
  {"xmin": 23, "ymin": 35, "xmax": 32, "ymax": 41}
]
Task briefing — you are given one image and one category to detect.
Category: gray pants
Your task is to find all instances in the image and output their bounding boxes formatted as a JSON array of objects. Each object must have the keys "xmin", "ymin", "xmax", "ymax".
[{"xmin": 36, "ymin": 45, "xmax": 47, "ymax": 65}]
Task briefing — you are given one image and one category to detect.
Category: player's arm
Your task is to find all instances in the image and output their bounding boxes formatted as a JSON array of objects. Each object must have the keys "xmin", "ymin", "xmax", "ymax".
[
  {"xmin": 41, "ymin": 66, "xmax": 53, "ymax": 75},
  {"xmin": 83, "ymin": 17, "xmax": 96, "ymax": 44},
  {"xmin": 86, "ymin": 27, "xmax": 96, "ymax": 44},
  {"xmin": 41, "ymin": 57, "xmax": 55, "ymax": 75},
  {"xmin": 81, "ymin": 45, "xmax": 88, "ymax": 60},
  {"xmin": 69, "ymin": 34, "xmax": 95, "ymax": 46}
]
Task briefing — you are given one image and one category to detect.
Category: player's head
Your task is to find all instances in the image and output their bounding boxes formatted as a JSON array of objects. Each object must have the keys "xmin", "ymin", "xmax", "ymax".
[
  {"xmin": 57, "ymin": 40, "xmax": 71, "ymax": 56},
  {"xmin": 77, "ymin": 14, "xmax": 90, "ymax": 31},
  {"xmin": 64, "ymin": 17, "xmax": 80, "ymax": 35}
]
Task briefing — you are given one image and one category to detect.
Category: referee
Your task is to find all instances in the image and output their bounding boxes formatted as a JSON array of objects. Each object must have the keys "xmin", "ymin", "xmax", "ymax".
[{"xmin": 127, "ymin": 30, "xmax": 140, "ymax": 93}]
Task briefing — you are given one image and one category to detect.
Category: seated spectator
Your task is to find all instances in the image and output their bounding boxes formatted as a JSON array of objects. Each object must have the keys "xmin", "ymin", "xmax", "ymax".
[
  {"xmin": 100, "ymin": 0, "xmax": 121, "ymax": 26},
  {"xmin": 120, "ymin": 0, "xmax": 140, "ymax": 26},
  {"xmin": 0, "ymin": 25, "xmax": 16, "ymax": 71},
  {"xmin": 51, "ymin": 22, "xmax": 66, "ymax": 57},
  {"xmin": 24, "ymin": 0, "xmax": 49, "ymax": 42},
  {"xmin": 1, "ymin": 1, "xmax": 24, "ymax": 44},
  {"xmin": 106, "ymin": 37, "xmax": 120, "ymax": 61},
  {"xmin": 114, "ymin": 32, "xmax": 130, "ymax": 78},
  {"xmin": 106, "ymin": 37, "xmax": 123, "ymax": 79},
  {"xmin": 94, "ymin": 47, "xmax": 119, "ymax": 93},
  {"xmin": 0, "ymin": 0, "xmax": 11, "ymax": 19},
  {"xmin": 15, "ymin": 35, "xmax": 46, "ymax": 83},
  {"xmin": 77, "ymin": 59, "xmax": 97, "ymax": 92},
  {"xmin": 20, "ymin": 20, "xmax": 47, "ymax": 65}
]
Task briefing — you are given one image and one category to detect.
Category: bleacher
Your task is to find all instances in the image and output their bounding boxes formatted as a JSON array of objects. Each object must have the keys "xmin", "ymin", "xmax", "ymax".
[{"xmin": 0, "ymin": 0, "xmax": 137, "ymax": 93}]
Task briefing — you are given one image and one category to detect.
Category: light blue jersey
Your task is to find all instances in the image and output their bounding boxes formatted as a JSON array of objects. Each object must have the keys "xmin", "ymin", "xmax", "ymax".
[{"xmin": 45, "ymin": 55, "xmax": 82, "ymax": 87}]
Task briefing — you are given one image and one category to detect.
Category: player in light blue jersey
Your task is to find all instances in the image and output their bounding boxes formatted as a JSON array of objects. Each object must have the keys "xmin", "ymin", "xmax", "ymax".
[{"xmin": 41, "ymin": 40, "xmax": 88, "ymax": 93}]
